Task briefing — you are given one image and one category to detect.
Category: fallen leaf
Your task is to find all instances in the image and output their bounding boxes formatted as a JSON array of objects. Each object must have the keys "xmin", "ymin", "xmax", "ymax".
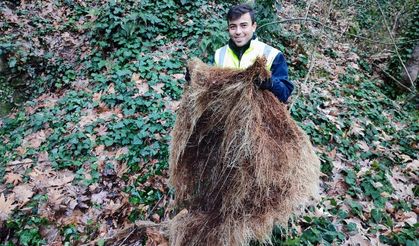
[
  {"xmin": 48, "ymin": 171, "xmax": 74, "ymax": 187},
  {"xmin": 172, "ymin": 73, "xmax": 184, "ymax": 80},
  {"xmin": 97, "ymin": 111, "xmax": 113, "ymax": 121},
  {"xmin": 104, "ymin": 200, "xmax": 123, "ymax": 215},
  {"xmin": 146, "ymin": 227, "xmax": 169, "ymax": 246},
  {"xmin": 166, "ymin": 100, "xmax": 180, "ymax": 112},
  {"xmin": 91, "ymin": 191, "xmax": 108, "ymax": 204},
  {"xmin": 95, "ymin": 145, "xmax": 106, "ymax": 155},
  {"xmin": 2, "ymin": 7, "xmax": 19, "ymax": 23},
  {"xmin": 13, "ymin": 184, "xmax": 34, "ymax": 205},
  {"xmin": 0, "ymin": 193, "xmax": 17, "ymax": 221},
  {"xmin": 327, "ymin": 148, "xmax": 337, "ymax": 159},
  {"xmin": 4, "ymin": 172, "xmax": 22, "ymax": 185},
  {"xmin": 108, "ymin": 83, "xmax": 115, "ymax": 94},
  {"xmin": 136, "ymin": 83, "xmax": 150, "ymax": 97},
  {"xmin": 115, "ymin": 147, "xmax": 129, "ymax": 159},
  {"xmin": 79, "ymin": 113, "xmax": 97, "ymax": 128},
  {"xmin": 344, "ymin": 233, "xmax": 371, "ymax": 246},
  {"xmin": 47, "ymin": 188, "xmax": 65, "ymax": 210},
  {"xmin": 16, "ymin": 146, "xmax": 26, "ymax": 155},
  {"xmin": 151, "ymin": 83, "xmax": 165, "ymax": 94},
  {"xmin": 349, "ymin": 121, "xmax": 365, "ymax": 136},
  {"xmin": 22, "ymin": 130, "xmax": 49, "ymax": 149},
  {"xmin": 132, "ymin": 73, "xmax": 149, "ymax": 97},
  {"xmin": 357, "ymin": 141, "xmax": 370, "ymax": 152},
  {"xmin": 60, "ymin": 209, "xmax": 84, "ymax": 226},
  {"xmin": 398, "ymin": 154, "xmax": 412, "ymax": 163},
  {"xmin": 8, "ymin": 159, "xmax": 33, "ymax": 171},
  {"xmin": 38, "ymin": 151, "xmax": 50, "ymax": 164},
  {"xmin": 95, "ymin": 125, "xmax": 108, "ymax": 136},
  {"xmin": 405, "ymin": 160, "xmax": 418, "ymax": 171},
  {"xmin": 131, "ymin": 73, "xmax": 141, "ymax": 83},
  {"xmin": 29, "ymin": 167, "xmax": 54, "ymax": 189},
  {"xmin": 93, "ymin": 92, "xmax": 102, "ymax": 102},
  {"xmin": 40, "ymin": 225, "xmax": 62, "ymax": 245},
  {"xmin": 116, "ymin": 162, "xmax": 129, "ymax": 177},
  {"xmin": 395, "ymin": 211, "xmax": 417, "ymax": 226}
]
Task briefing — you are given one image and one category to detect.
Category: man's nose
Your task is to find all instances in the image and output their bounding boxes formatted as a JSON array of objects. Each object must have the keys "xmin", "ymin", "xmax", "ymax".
[{"xmin": 235, "ymin": 27, "xmax": 243, "ymax": 34}]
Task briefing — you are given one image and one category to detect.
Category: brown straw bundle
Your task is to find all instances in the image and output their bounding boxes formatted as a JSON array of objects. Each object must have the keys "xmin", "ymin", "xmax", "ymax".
[{"xmin": 169, "ymin": 57, "xmax": 320, "ymax": 246}]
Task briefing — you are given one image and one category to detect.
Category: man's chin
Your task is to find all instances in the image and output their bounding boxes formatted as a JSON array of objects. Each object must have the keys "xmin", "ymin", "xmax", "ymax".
[{"xmin": 234, "ymin": 41, "xmax": 244, "ymax": 47}]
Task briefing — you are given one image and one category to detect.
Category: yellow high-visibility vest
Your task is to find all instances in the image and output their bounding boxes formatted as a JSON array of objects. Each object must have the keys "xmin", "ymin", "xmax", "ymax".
[{"xmin": 214, "ymin": 40, "xmax": 280, "ymax": 70}]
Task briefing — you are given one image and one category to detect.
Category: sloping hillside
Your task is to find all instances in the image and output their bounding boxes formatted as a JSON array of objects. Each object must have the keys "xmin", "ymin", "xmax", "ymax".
[{"xmin": 0, "ymin": 0, "xmax": 417, "ymax": 245}]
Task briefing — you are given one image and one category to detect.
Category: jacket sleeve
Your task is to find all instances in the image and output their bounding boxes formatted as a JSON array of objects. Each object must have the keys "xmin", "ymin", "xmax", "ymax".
[{"xmin": 263, "ymin": 53, "xmax": 294, "ymax": 103}]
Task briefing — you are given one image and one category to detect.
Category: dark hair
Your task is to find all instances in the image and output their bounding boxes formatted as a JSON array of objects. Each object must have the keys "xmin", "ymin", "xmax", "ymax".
[{"xmin": 226, "ymin": 4, "xmax": 255, "ymax": 24}]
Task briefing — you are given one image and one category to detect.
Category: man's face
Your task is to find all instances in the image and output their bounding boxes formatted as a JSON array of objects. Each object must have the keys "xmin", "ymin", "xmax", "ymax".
[{"xmin": 228, "ymin": 13, "xmax": 257, "ymax": 47}]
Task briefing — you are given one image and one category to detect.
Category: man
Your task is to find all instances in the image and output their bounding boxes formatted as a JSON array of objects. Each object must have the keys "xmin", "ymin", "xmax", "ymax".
[{"xmin": 214, "ymin": 4, "xmax": 294, "ymax": 103}]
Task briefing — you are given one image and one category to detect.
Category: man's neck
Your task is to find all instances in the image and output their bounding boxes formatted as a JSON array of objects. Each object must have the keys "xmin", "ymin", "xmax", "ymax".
[{"xmin": 228, "ymin": 34, "xmax": 257, "ymax": 61}]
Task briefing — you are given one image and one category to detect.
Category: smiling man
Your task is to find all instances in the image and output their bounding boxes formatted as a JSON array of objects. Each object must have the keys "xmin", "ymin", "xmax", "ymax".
[{"xmin": 214, "ymin": 4, "xmax": 294, "ymax": 103}]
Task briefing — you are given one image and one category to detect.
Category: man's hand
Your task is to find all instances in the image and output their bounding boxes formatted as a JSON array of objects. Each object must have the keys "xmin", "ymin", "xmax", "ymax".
[
  {"xmin": 185, "ymin": 68, "xmax": 191, "ymax": 84},
  {"xmin": 256, "ymin": 77, "xmax": 272, "ymax": 90}
]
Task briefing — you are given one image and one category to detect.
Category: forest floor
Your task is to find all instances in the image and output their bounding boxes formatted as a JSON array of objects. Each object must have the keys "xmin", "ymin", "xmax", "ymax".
[{"xmin": 0, "ymin": 1, "xmax": 417, "ymax": 245}]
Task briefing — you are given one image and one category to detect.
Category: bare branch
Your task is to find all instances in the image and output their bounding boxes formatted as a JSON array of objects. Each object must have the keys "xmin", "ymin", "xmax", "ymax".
[
  {"xmin": 373, "ymin": 64, "xmax": 413, "ymax": 92},
  {"xmin": 373, "ymin": 0, "xmax": 415, "ymax": 90},
  {"xmin": 6, "ymin": 159, "xmax": 62, "ymax": 167},
  {"xmin": 392, "ymin": 3, "xmax": 406, "ymax": 34}
]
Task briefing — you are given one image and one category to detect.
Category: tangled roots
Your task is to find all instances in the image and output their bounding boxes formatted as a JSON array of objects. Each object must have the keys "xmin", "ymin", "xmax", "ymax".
[{"xmin": 169, "ymin": 57, "xmax": 320, "ymax": 246}]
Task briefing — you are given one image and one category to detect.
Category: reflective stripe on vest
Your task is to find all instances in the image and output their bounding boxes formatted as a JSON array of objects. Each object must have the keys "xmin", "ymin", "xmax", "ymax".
[
  {"xmin": 263, "ymin": 45, "xmax": 273, "ymax": 59},
  {"xmin": 214, "ymin": 40, "xmax": 280, "ymax": 70},
  {"xmin": 218, "ymin": 45, "xmax": 228, "ymax": 67}
]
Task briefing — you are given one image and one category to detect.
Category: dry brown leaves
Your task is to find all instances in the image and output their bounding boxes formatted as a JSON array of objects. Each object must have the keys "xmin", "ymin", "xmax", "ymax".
[
  {"xmin": 4, "ymin": 172, "xmax": 22, "ymax": 186},
  {"xmin": 0, "ymin": 194, "xmax": 17, "ymax": 221},
  {"xmin": 145, "ymin": 227, "xmax": 169, "ymax": 246},
  {"xmin": 21, "ymin": 129, "xmax": 52, "ymax": 150},
  {"xmin": 132, "ymin": 73, "xmax": 150, "ymax": 98},
  {"xmin": 13, "ymin": 184, "xmax": 34, "ymax": 205}
]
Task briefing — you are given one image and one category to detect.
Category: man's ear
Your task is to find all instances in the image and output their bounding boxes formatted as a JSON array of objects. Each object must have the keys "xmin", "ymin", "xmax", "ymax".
[{"xmin": 252, "ymin": 22, "xmax": 257, "ymax": 31}]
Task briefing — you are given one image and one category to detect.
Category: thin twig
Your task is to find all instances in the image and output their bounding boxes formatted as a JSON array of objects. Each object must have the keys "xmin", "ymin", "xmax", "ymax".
[
  {"xmin": 6, "ymin": 159, "xmax": 69, "ymax": 167},
  {"xmin": 147, "ymin": 195, "xmax": 165, "ymax": 218},
  {"xmin": 304, "ymin": 0, "xmax": 312, "ymax": 19},
  {"xmin": 373, "ymin": 64, "xmax": 413, "ymax": 92},
  {"xmin": 6, "ymin": 160, "xmax": 45, "ymax": 166},
  {"xmin": 392, "ymin": 3, "xmax": 406, "ymax": 34},
  {"xmin": 117, "ymin": 227, "xmax": 137, "ymax": 246},
  {"xmin": 257, "ymin": 18, "xmax": 419, "ymax": 45},
  {"xmin": 374, "ymin": 0, "xmax": 415, "ymax": 90}
]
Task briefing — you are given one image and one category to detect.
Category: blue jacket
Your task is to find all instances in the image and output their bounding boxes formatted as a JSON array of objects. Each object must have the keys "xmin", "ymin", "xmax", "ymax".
[{"xmin": 262, "ymin": 52, "xmax": 294, "ymax": 102}]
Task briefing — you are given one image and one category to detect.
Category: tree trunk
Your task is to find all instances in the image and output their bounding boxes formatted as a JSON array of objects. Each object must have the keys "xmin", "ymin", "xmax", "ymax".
[{"xmin": 401, "ymin": 44, "xmax": 419, "ymax": 89}]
